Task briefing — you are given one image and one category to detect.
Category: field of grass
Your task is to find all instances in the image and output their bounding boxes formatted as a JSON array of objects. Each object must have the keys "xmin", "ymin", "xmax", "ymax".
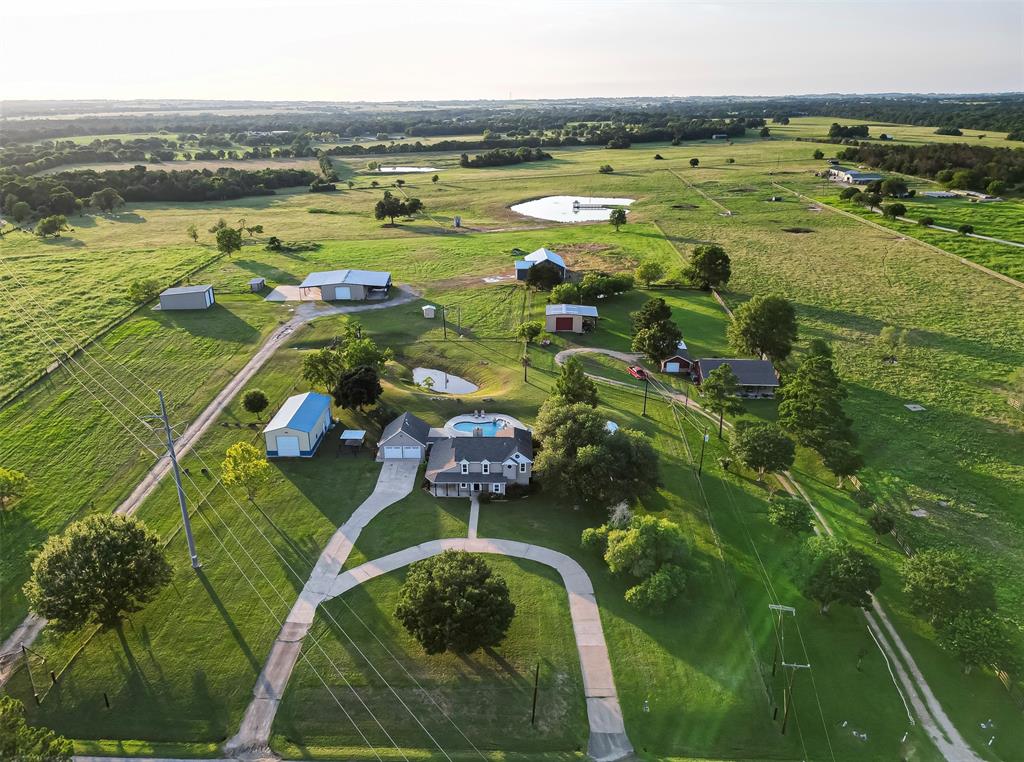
[
  {"xmin": 35, "ymin": 157, "xmax": 321, "ymax": 175},
  {"xmin": 771, "ymin": 116, "xmax": 1015, "ymax": 148},
  {"xmin": 3, "ymin": 120, "xmax": 1024, "ymax": 760}
]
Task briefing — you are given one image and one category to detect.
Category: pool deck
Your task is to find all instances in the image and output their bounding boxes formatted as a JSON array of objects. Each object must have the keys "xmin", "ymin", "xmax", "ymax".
[{"xmin": 444, "ymin": 411, "xmax": 530, "ymax": 436}]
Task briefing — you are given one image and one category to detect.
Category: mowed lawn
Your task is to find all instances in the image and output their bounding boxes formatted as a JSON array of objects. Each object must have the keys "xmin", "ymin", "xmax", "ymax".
[{"xmin": 3, "ymin": 126, "xmax": 1024, "ymax": 759}]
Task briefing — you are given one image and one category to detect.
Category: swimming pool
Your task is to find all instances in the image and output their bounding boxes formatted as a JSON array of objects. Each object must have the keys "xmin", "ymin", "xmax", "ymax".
[{"xmin": 452, "ymin": 419, "xmax": 510, "ymax": 436}]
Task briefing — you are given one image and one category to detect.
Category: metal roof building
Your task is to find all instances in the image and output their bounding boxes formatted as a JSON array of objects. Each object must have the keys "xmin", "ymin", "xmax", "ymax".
[
  {"xmin": 263, "ymin": 392, "xmax": 333, "ymax": 457},
  {"xmin": 298, "ymin": 269, "xmax": 392, "ymax": 301}
]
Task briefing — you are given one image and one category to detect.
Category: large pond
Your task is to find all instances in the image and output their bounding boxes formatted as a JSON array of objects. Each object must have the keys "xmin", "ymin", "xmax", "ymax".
[
  {"xmin": 510, "ymin": 195, "xmax": 634, "ymax": 222},
  {"xmin": 413, "ymin": 367, "xmax": 478, "ymax": 394},
  {"xmin": 375, "ymin": 166, "xmax": 438, "ymax": 173}
]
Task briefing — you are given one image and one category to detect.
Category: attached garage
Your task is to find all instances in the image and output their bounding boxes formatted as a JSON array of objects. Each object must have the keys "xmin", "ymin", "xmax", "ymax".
[
  {"xmin": 545, "ymin": 304, "xmax": 599, "ymax": 334},
  {"xmin": 377, "ymin": 412, "xmax": 431, "ymax": 462},
  {"xmin": 263, "ymin": 392, "xmax": 333, "ymax": 458}
]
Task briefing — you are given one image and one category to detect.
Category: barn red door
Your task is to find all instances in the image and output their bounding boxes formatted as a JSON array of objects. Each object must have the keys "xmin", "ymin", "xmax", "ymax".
[{"xmin": 555, "ymin": 317, "xmax": 574, "ymax": 331}]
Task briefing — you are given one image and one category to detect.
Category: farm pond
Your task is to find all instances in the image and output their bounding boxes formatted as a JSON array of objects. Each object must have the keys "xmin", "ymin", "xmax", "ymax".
[
  {"xmin": 413, "ymin": 367, "xmax": 478, "ymax": 394},
  {"xmin": 510, "ymin": 195, "xmax": 634, "ymax": 222}
]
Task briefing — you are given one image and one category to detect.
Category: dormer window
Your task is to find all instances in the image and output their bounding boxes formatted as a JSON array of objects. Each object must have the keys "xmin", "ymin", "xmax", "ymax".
[
  {"xmin": 460, "ymin": 461, "xmax": 469, "ymax": 475},
  {"xmin": 481, "ymin": 461, "xmax": 490, "ymax": 475}
]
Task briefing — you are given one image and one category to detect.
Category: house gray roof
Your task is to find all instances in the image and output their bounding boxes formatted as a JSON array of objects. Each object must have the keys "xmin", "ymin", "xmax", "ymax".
[
  {"xmin": 161, "ymin": 284, "xmax": 213, "ymax": 296},
  {"xmin": 425, "ymin": 428, "xmax": 532, "ymax": 482},
  {"xmin": 299, "ymin": 269, "xmax": 392, "ymax": 288},
  {"xmin": 546, "ymin": 304, "xmax": 599, "ymax": 317},
  {"xmin": 380, "ymin": 412, "xmax": 431, "ymax": 445},
  {"xmin": 698, "ymin": 358, "xmax": 779, "ymax": 387}
]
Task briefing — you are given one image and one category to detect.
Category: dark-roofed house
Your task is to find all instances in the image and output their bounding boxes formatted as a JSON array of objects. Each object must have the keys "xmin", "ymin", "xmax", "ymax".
[
  {"xmin": 298, "ymin": 269, "xmax": 392, "ymax": 301},
  {"xmin": 545, "ymin": 303, "xmax": 598, "ymax": 333},
  {"xmin": 515, "ymin": 247, "xmax": 571, "ymax": 283},
  {"xmin": 426, "ymin": 427, "xmax": 533, "ymax": 498},
  {"xmin": 159, "ymin": 284, "xmax": 215, "ymax": 311},
  {"xmin": 376, "ymin": 412, "xmax": 431, "ymax": 461},
  {"xmin": 695, "ymin": 358, "xmax": 780, "ymax": 398}
]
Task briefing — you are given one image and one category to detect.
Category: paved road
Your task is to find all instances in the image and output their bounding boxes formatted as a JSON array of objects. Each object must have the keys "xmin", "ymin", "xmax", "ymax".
[
  {"xmin": 326, "ymin": 537, "xmax": 633, "ymax": 762},
  {"xmin": 224, "ymin": 460, "xmax": 419, "ymax": 758},
  {"xmin": 0, "ymin": 287, "xmax": 420, "ymax": 688}
]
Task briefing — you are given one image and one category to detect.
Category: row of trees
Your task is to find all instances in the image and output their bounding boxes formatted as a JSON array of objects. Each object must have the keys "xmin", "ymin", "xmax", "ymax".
[
  {"xmin": 1, "ymin": 166, "xmax": 316, "ymax": 220},
  {"xmin": 373, "ymin": 190, "xmax": 424, "ymax": 225},
  {"xmin": 548, "ymin": 272, "xmax": 634, "ymax": 304},
  {"xmin": 458, "ymin": 147, "xmax": 552, "ymax": 168}
]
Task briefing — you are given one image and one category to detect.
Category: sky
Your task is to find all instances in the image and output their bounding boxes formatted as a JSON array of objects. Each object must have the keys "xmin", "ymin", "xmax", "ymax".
[{"xmin": 3, "ymin": 0, "xmax": 1022, "ymax": 102}]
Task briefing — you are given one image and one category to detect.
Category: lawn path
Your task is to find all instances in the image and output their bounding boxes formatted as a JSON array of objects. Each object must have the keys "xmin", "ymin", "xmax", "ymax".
[
  {"xmin": 322, "ymin": 537, "xmax": 633, "ymax": 762},
  {"xmin": 555, "ymin": 345, "xmax": 985, "ymax": 762},
  {"xmin": 0, "ymin": 287, "xmax": 420, "ymax": 688}
]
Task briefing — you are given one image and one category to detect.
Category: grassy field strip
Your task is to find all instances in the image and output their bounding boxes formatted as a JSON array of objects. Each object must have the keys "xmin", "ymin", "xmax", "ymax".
[
  {"xmin": 772, "ymin": 182, "xmax": 1024, "ymax": 290},
  {"xmin": 669, "ymin": 169, "xmax": 733, "ymax": 214}
]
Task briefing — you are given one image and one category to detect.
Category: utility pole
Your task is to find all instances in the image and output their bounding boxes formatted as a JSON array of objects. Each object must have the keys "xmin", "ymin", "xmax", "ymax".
[
  {"xmin": 521, "ymin": 355, "xmax": 530, "ymax": 383},
  {"xmin": 780, "ymin": 661, "xmax": 810, "ymax": 735},
  {"xmin": 765, "ymin": 604, "xmax": 809, "ymax": 735},
  {"xmin": 698, "ymin": 428, "xmax": 709, "ymax": 476},
  {"xmin": 22, "ymin": 645, "xmax": 39, "ymax": 704},
  {"xmin": 158, "ymin": 390, "xmax": 200, "ymax": 569},
  {"xmin": 641, "ymin": 373, "xmax": 650, "ymax": 416},
  {"xmin": 530, "ymin": 663, "xmax": 540, "ymax": 725},
  {"xmin": 441, "ymin": 306, "xmax": 448, "ymax": 340}
]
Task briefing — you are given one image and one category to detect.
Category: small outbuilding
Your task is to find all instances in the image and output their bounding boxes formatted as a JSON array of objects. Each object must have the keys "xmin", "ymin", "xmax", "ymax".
[
  {"xmin": 159, "ymin": 285, "xmax": 215, "ymax": 311},
  {"xmin": 827, "ymin": 166, "xmax": 883, "ymax": 185},
  {"xmin": 298, "ymin": 269, "xmax": 392, "ymax": 301},
  {"xmin": 695, "ymin": 358, "xmax": 780, "ymax": 398},
  {"xmin": 263, "ymin": 392, "xmax": 333, "ymax": 458},
  {"xmin": 339, "ymin": 429, "xmax": 367, "ymax": 456},
  {"xmin": 422, "ymin": 305, "xmax": 437, "ymax": 319},
  {"xmin": 249, "ymin": 277, "xmax": 266, "ymax": 293},
  {"xmin": 545, "ymin": 304, "xmax": 599, "ymax": 334},
  {"xmin": 515, "ymin": 248, "xmax": 571, "ymax": 283},
  {"xmin": 377, "ymin": 412, "xmax": 431, "ymax": 461}
]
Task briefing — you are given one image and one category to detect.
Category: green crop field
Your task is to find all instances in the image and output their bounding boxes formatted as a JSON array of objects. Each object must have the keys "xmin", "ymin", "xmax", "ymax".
[{"xmin": 2, "ymin": 118, "xmax": 1023, "ymax": 761}]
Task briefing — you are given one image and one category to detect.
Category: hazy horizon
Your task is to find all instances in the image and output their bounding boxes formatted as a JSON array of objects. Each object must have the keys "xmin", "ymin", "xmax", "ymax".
[{"xmin": 5, "ymin": 0, "xmax": 1022, "ymax": 103}]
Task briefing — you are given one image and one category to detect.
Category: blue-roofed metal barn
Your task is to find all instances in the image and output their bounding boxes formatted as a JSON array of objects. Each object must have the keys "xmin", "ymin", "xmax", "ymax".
[
  {"xmin": 263, "ymin": 392, "xmax": 333, "ymax": 457},
  {"xmin": 298, "ymin": 269, "xmax": 392, "ymax": 301}
]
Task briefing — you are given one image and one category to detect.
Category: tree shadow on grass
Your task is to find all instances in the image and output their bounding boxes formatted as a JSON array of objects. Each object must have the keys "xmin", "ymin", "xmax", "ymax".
[
  {"xmin": 40, "ymin": 236, "xmax": 85, "ymax": 248},
  {"xmin": 196, "ymin": 569, "xmax": 262, "ymax": 674}
]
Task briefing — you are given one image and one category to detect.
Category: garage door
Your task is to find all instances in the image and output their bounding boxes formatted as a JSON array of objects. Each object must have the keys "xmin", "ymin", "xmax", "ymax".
[
  {"xmin": 402, "ymin": 446, "xmax": 421, "ymax": 459},
  {"xmin": 665, "ymin": 362, "xmax": 680, "ymax": 373},
  {"xmin": 382, "ymin": 446, "xmax": 403, "ymax": 459},
  {"xmin": 277, "ymin": 436, "xmax": 300, "ymax": 457},
  {"xmin": 555, "ymin": 316, "xmax": 574, "ymax": 331},
  {"xmin": 333, "ymin": 286, "xmax": 352, "ymax": 300}
]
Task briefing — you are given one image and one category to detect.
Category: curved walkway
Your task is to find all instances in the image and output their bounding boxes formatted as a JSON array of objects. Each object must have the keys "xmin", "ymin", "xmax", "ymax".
[
  {"xmin": 326, "ymin": 538, "xmax": 633, "ymax": 762},
  {"xmin": 225, "ymin": 459, "xmax": 419, "ymax": 758},
  {"xmin": 0, "ymin": 286, "xmax": 420, "ymax": 688}
]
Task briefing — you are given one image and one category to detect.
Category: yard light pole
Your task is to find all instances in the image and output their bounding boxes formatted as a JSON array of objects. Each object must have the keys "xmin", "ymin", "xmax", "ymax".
[
  {"xmin": 522, "ymin": 355, "xmax": 530, "ymax": 383},
  {"xmin": 158, "ymin": 390, "xmax": 200, "ymax": 569},
  {"xmin": 698, "ymin": 428, "xmax": 709, "ymax": 476}
]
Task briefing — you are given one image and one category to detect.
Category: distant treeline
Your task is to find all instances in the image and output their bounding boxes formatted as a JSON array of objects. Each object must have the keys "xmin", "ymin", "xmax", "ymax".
[
  {"xmin": 1, "ymin": 166, "xmax": 316, "ymax": 219},
  {"xmin": 459, "ymin": 147, "xmax": 552, "ymax": 168},
  {"xmin": 837, "ymin": 142, "xmax": 1024, "ymax": 193},
  {"xmin": 4, "ymin": 95, "xmax": 1022, "ymax": 146}
]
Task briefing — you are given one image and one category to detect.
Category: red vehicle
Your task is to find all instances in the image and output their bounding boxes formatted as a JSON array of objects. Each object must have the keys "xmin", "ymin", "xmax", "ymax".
[{"xmin": 627, "ymin": 365, "xmax": 648, "ymax": 380}]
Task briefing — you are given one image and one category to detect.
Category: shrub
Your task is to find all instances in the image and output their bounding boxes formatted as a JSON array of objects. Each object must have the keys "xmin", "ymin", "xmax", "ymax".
[{"xmin": 767, "ymin": 495, "xmax": 814, "ymax": 533}]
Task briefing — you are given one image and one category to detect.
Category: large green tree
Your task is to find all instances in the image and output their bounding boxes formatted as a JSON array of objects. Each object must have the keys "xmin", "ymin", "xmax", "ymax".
[
  {"xmin": 333, "ymin": 365, "xmax": 384, "ymax": 411},
  {"xmin": 730, "ymin": 420, "xmax": 795, "ymax": 480},
  {"xmin": 795, "ymin": 535, "xmax": 881, "ymax": 614},
  {"xmin": 686, "ymin": 244, "xmax": 731, "ymax": 290},
  {"xmin": 778, "ymin": 354, "xmax": 853, "ymax": 451},
  {"xmin": 767, "ymin": 495, "xmax": 814, "ymax": 534},
  {"xmin": 630, "ymin": 298, "xmax": 672, "ymax": 333},
  {"xmin": 609, "ymin": 207, "xmax": 627, "ymax": 232},
  {"xmin": 215, "ymin": 226, "xmax": 243, "ymax": 256},
  {"xmin": 634, "ymin": 261, "xmax": 665, "ymax": 287},
  {"xmin": 631, "ymin": 319, "xmax": 682, "ymax": 364},
  {"xmin": 554, "ymin": 356, "xmax": 599, "ymax": 407},
  {"xmin": 936, "ymin": 611, "xmax": 1019, "ymax": 674},
  {"xmin": 395, "ymin": 551, "xmax": 515, "ymax": 655},
  {"xmin": 727, "ymin": 295, "xmax": 798, "ymax": 363},
  {"xmin": 242, "ymin": 388, "xmax": 269, "ymax": 419},
  {"xmin": 89, "ymin": 187, "xmax": 125, "ymax": 213},
  {"xmin": 24, "ymin": 515, "xmax": 172, "ymax": 632},
  {"xmin": 901, "ymin": 549, "xmax": 996, "ymax": 626},
  {"xmin": 0, "ymin": 696, "xmax": 72, "ymax": 761},
  {"xmin": 301, "ymin": 346, "xmax": 347, "ymax": 391},
  {"xmin": 700, "ymin": 363, "xmax": 744, "ymax": 437}
]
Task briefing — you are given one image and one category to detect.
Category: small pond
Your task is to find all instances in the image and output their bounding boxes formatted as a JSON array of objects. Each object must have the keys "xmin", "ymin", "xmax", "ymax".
[
  {"xmin": 375, "ymin": 166, "xmax": 438, "ymax": 173},
  {"xmin": 413, "ymin": 367, "xmax": 478, "ymax": 394},
  {"xmin": 510, "ymin": 195, "xmax": 634, "ymax": 222}
]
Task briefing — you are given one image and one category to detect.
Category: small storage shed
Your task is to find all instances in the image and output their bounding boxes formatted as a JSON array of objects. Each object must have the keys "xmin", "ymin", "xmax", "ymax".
[
  {"xmin": 545, "ymin": 304, "xmax": 599, "ymax": 334},
  {"xmin": 298, "ymin": 269, "xmax": 392, "ymax": 301},
  {"xmin": 264, "ymin": 392, "xmax": 333, "ymax": 458},
  {"xmin": 159, "ymin": 285, "xmax": 215, "ymax": 311},
  {"xmin": 249, "ymin": 277, "xmax": 266, "ymax": 293},
  {"xmin": 422, "ymin": 305, "xmax": 437, "ymax": 319},
  {"xmin": 377, "ymin": 412, "xmax": 431, "ymax": 461}
]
